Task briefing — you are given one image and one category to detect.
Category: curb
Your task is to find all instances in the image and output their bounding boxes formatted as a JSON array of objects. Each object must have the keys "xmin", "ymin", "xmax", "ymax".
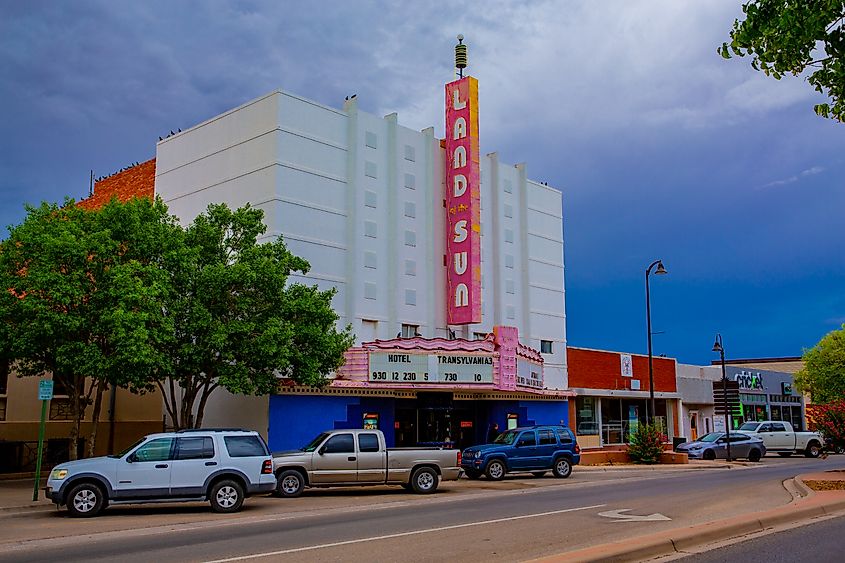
[{"xmin": 533, "ymin": 477, "xmax": 845, "ymax": 562}]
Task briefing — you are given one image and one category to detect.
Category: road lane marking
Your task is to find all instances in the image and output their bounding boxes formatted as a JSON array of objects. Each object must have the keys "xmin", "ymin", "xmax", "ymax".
[
  {"xmin": 204, "ymin": 503, "xmax": 608, "ymax": 562},
  {"xmin": 598, "ymin": 508, "xmax": 671, "ymax": 522}
]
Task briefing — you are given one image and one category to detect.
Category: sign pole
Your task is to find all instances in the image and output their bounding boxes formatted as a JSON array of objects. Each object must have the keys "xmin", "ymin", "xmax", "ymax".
[{"xmin": 33, "ymin": 379, "xmax": 54, "ymax": 502}]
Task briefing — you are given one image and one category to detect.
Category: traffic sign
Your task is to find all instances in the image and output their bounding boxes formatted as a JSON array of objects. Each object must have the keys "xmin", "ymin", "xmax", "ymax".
[{"xmin": 38, "ymin": 380, "xmax": 54, "ymax": 401}]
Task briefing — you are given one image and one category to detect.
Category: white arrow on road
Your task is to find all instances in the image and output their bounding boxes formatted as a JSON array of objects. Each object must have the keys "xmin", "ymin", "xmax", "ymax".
[{"xmin": 597, "ymin": 508, "xmax": 671, "ymax": 522}]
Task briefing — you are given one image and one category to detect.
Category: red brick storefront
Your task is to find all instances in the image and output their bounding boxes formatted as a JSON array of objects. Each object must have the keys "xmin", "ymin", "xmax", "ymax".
[{"xmin": 567, "ymin": 347, "xmax": 680, "ymax": 449}]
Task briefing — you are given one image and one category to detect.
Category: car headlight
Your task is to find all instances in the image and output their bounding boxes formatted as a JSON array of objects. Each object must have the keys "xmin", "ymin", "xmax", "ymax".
[
  {"xmin": 50, "ymin": 468, "xmax": 68, "ymax": 480},
  {"xmin": 475, "ymin": 451, "xmax": 483, "ymax": 459},
  {"xmin": 688, "ymin": 445, "xmax": 703, "ymax": 450}
]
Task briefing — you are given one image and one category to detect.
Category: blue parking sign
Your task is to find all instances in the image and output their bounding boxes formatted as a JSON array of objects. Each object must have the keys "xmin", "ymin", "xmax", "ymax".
[{"xmin": 38, "ymin": 379, "xmax": 53, "ymax": 401}]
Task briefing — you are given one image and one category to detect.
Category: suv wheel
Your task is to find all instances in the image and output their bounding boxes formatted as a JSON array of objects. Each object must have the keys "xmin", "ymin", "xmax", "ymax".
[
  {"xmin": 275, "ymin": 470, "xmax": 305, "ymax": 498},
  {"xmin": 485, "ymin": 459, "xmax": 506, "ymax": 481},
  {"xmin": 210, "ymin": 479, "xmax": 244, "ymax": 513},
  {"xmin": 66, "ymin": 482, "xmax": 106, "ymax": 518},
  {"xmin": 410, "ymin": 467, "xmax": 439, "ymax": 494},
  {"xmin": 552, "ymin": 457, "xmax": 572, "ymax": 479}
]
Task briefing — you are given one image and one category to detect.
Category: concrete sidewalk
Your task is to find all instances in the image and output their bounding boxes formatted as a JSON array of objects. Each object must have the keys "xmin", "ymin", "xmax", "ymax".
[
  {"xmin": 533, "ymin": 469, "xmax": 845, "ymax": 562},
  {"xmin": 0, "ymin": 479, "xmax": 54, "ymax": 514}
]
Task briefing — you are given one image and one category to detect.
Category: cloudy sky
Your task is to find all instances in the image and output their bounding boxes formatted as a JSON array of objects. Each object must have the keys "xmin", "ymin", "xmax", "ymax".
[{"xmin": 2, "ymin": 1, "xmax": 843, "ymax": 365}]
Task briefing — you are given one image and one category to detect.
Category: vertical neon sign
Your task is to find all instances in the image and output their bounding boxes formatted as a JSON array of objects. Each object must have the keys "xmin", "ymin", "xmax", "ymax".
[{"xmin": 445, "ymin": 76, "xmax": 481, "ymax": 325}]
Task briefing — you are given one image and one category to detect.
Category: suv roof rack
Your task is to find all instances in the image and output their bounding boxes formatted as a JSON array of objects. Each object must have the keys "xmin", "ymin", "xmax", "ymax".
[{"xmin": 175, "ymin": 428, "xmax": 252, "ymax": 433}]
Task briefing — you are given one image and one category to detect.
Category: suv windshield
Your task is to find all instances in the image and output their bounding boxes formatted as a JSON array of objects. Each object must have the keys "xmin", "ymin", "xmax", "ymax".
[
  {"xmin": 493, "ymin": 430, "xmax": 518, "ymax": 445},
  {"xmin": 302, "ymin": 432, "xmax": 331, "ymax": 452},
  {"xmin": 739, "ymin": 422, "xmax": 759, "ymax": 431},
  {"xmin": 698, "ymin": 433, "xmax": 721, "ymax": 443}
]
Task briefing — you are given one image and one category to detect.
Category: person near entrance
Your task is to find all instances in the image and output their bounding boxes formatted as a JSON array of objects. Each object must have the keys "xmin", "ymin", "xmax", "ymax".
[{"xmin": 486, "ymin": 423, "xmax": 500, "ymax": 443}]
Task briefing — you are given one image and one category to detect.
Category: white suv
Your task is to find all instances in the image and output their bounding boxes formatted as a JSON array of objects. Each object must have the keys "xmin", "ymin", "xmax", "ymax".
[{"xmin": 46, "ymin": 428, "xmax": 276, "ymax": 517}]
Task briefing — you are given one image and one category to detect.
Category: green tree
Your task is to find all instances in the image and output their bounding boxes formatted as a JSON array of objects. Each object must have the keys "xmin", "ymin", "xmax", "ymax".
[
  {"xmin": 795, "ymin": 325, "xmax": 845, "ymax": 403},
  {"xmin": 157, "ymin": 203, "xmax": 354, "ymax": 429},
  {"xmin": 718, "ymin": 1, "xmax": 845, "ymax": 121},
  {"xmin": 0, "ymin": 198, "xmax": 177, "ymax": 458}
]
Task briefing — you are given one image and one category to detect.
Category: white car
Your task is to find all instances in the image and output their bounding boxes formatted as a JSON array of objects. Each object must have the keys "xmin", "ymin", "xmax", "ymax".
[
  {"xmin": 46, "ymin": 429, "xmax": 276, "ymax": 517},
  {"xmin": 737, "ymin": 421, "xmax": 824, "ymax": 458}
]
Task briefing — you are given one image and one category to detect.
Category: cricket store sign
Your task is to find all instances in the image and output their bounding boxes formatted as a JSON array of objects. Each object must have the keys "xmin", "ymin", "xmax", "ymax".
[
  {"xmin": 445, "ymin": 76, "xmax": 481, "ymax": 325},
  {"xmin": 369, "ymin": 352, "xmax": 493, "ymax": 384},
  {"xmin": 734, "ymin": 371, "xmax": 764, "ymax": 390}
]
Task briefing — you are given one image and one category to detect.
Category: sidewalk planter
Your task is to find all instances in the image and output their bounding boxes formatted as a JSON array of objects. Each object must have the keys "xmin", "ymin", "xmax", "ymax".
[{"xmin": 579, "ymin": 447, "xmax": 688, "ymax": 465}]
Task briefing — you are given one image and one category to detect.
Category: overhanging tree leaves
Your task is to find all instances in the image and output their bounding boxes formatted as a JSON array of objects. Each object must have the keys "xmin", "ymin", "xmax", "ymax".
[
  {"xmin": 719, "ymin": 1, "xmax": 845, "ymax": 121},
  {"xmin": 159, "ymin": 203, "xmax": 353, "ymax": 429},
  {"xmin": 795, "ymin": 324, "xmax": 845, "ymax": 403},
  {"xmin": 0, "ymin": 198, "xmax": 177, "ymax": 458}
]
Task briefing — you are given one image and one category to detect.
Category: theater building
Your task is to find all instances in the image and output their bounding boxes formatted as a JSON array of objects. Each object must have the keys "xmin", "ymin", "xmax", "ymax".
[{"xmin": 98, "ymin": 57, "xmax": 572, "ymax": 450}]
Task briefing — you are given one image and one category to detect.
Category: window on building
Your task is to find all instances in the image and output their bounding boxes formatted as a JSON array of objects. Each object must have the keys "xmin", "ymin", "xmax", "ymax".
[
  {"xmin": 365, "ymin": 161, "xmax": 377, "ymax": 178},
  {"xmin": 361, "ymin": 320, "xmax": 378, "ymax": 341},
  {"xmin": 506, "ymin": 279, "xmax": 515, "ymax": 294},
  {"xmin": 504, "ymin": 204, "xmax": 513, "ymax": 218},
  {"xmin": 504, "ymin": 179, "xmax": 513, "ymax": 193},
  {"xmin": 575, "ymin": 397, "xmax": 599, "ymax": 436},
  {"xmin": 404, "ymin": 145, "xmax": 416, "ymax": 162},
  {"xmin": 364, "ymin": 190, "xmax": 377, "ymax": 208},
  {"xmin": 404, "ymin": 173, "xmax": 415, "ymax": 190},
  {"xmin": 404, "ymin": 202, "xmax": 416, "ymax": 218},
  {"xmin": 540, "ymin": 340, "xmax": 553, "ymax": 354},
  {"xmin": 505, "ymin": 254, "xmax": 515, "ymax": 269},
  {"xmin": 364, "ymin": 221, "xmax": 377, "ymax": 238},
  {"xmin": 364, "ymin": 282, "xmax": 377, "ymax": 300},
  {"xmin": 473, "ymin": 332, "xmax": 488, "ymax": 340},
  {"xmin": 0, "ymin": 359, "xmax": 9, "ymax": 395},
  {"xmin": 504, "ymin": 229, "xmax": 514, "ymax": 243},
  {"xmin": 404, "ymin": 259, "xmax": 416, "ymax": 276},
  {"xmin": 401, "ymin": 324, "xmax": 419, "ymax": 338},
  {"xmin": 364, "ymin": 251, "xmax": 377, "ymax": 269},
  {"xmin": 405, "ymin": 289, "xmax": 417, "ymax": 306},
  {"xmin": 404, "ymin": 230, "xmax": 416, "ymax": 247},
  {"xmin": 365, "ymin": 131, "xmax": 378, "ymax": 149},
  {"xmin": 506, "ymin": 306, "xmax": 515, "ymax": 320}
]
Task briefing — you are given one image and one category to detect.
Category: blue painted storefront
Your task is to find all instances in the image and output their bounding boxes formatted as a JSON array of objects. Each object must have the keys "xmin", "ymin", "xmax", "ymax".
[{"xmin": 268, "ymin": 394, "xmax": 569, "ymax": 452}]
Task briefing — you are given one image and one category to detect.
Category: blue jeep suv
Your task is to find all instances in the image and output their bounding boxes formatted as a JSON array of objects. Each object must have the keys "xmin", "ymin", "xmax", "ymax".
[{"xmin": 461, "ymin": 425, "xmax": 581, "ymax": 480}]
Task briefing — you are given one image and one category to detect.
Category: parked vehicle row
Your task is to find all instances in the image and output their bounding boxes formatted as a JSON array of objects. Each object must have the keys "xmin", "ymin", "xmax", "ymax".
[{"xmin": 675, "ymin": 432, "xmax": 766, "ymax": 461}]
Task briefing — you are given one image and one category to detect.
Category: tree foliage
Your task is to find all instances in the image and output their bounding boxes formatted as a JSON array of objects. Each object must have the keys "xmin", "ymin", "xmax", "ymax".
[
  {"xmin": 795, "ymin": 324, "xmax": 845, "ymax": 403},
  {"xmin": 627, "ymin": 423, "xmax": 665, "ymax": 464},
  {"xmin": 807, "ymin": 399, "xmax": 845, "ymax": 448},
  {"xmin": 156, "ymin": 203, "xmax": 354, "ymax": 430},
  {"xmin": 719, "ymin": 1, "xmax": 845, "ymax": 121},
  {"xmin": 0, "ymin": 198, "xmax": 178, "ymax": 458}
]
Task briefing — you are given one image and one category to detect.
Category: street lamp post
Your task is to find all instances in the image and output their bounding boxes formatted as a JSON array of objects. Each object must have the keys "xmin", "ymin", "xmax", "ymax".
[
  {"xmin": 712, "ymin": 334, "xmax": 731, "ymax": 462},
  {"xmin": 645, "ymin": 259, "xmax": 668, "ymax": 425}
]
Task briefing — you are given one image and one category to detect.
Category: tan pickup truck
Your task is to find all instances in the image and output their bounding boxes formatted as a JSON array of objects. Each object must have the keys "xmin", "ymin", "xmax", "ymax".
[{"xmin": 271, "ymin": 429, "xmax": 461, "ymax": 497}]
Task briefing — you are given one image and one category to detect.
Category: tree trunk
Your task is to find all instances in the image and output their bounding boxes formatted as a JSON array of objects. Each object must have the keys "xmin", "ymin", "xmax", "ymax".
[
  {"xmin": 194, "ymin": 382, "xmax": 219, "ymax": 429},
  {"xmin": 86, "ymin": 380, "xmax": 107, "ymax": 458},
  {"xmin": 67, "ymin": 373, "xmax": 82, "ymax": 461}
]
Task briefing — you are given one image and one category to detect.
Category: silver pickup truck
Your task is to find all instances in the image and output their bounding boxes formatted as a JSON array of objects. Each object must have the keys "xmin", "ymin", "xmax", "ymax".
[{"xmin": 271, "ymin": 429, "xmax": 461, "ymax": 497}]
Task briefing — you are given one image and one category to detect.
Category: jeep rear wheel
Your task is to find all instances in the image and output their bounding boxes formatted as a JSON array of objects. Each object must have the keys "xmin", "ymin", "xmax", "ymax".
[
  {"xmin": 485, "ymin": 459, "xmax": 506, "ymax": 481},
  {"xmin": 552, "ymin": 457, "xmax": 572, "ymax": 479},
  {"xmin": 210, "ymin": 479, "xmax": 244, "ymax": 513},
  {"xmin": 66, "ymin": 483, "xmax": 106, "ymax": 518}
]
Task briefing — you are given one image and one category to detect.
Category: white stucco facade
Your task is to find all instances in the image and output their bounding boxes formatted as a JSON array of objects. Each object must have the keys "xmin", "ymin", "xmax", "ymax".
[{"xmin": 154, "ymin": 88, "xmax": 568, "ymax": 390}]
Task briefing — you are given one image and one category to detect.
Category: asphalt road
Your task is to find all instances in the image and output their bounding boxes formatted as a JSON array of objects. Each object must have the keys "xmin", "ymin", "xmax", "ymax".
[
  {"xmin": 678, "ymin": 513, "xmax": 845, "ymax": 563},
  {"xmin": 2, "ymin": 456, "xmax": 844, "ymax": 563}
]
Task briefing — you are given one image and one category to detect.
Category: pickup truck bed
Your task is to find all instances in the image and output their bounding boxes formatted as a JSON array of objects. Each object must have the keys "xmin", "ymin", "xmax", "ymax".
[{"xmin": 272, "ymin": 429, "xmax": 461, "ymax": 497}]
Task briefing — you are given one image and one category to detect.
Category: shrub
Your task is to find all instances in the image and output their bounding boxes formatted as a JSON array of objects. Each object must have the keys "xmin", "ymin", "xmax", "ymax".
[
  {"xmin": 627, "ymin": 423, "xmax": 665, "ymax": 464},
  {"xmin": 808, "ymin": 399, "xmax": 845, "ymax": 448}
]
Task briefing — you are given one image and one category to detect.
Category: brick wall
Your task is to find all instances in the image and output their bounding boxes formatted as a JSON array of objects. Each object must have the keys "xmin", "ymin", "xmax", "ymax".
[
  {"xmin": 567, "ymin": 347, "xmax": 677, "ymax": 393},
  {"xmin": 77, "ymin": 158, "xmax": 155, "ymax": 210}
]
